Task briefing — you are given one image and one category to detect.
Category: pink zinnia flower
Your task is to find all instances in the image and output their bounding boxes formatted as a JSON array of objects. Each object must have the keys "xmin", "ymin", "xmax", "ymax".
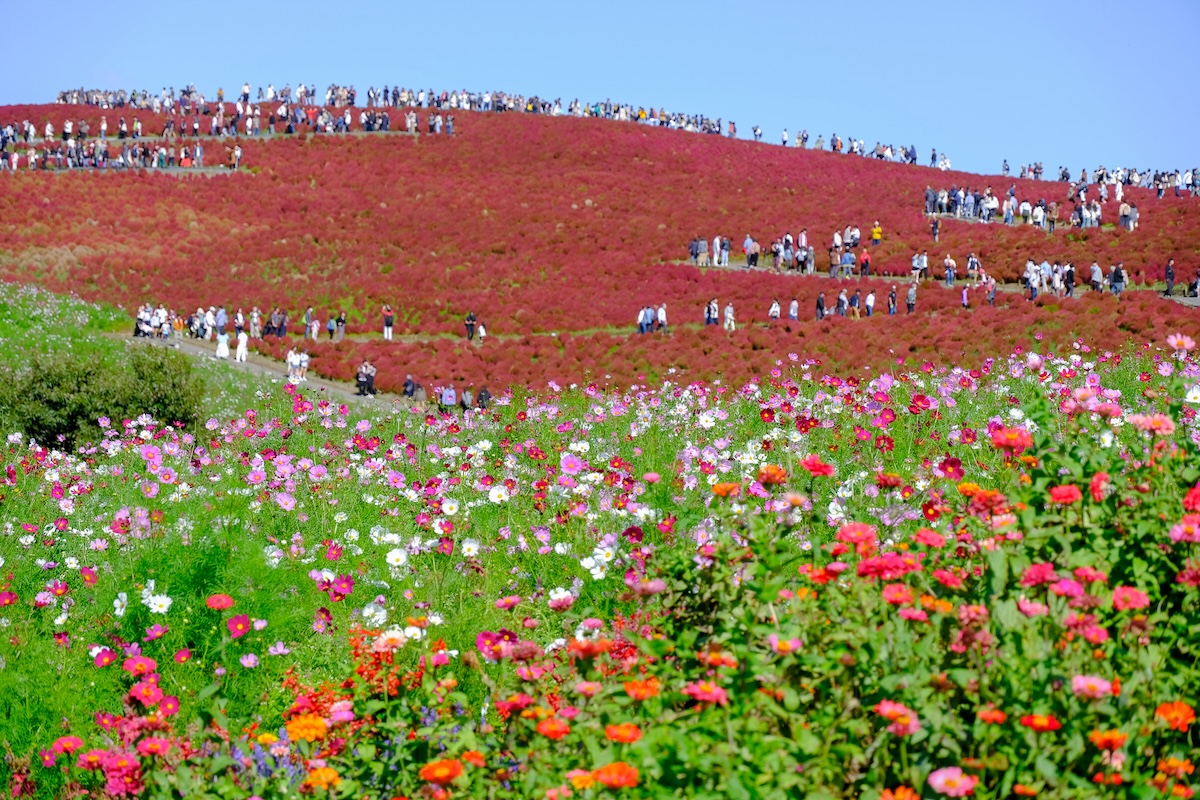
[
  {"xmin": 1017, "ymin": 597, "xmax": 1049, "ymax": 617},
  {"xmin": 682, "ymin": 680, "xmax": 729, "ymax": 706},
  {"xmin": 1072, "ymin": 674, "xmax": 1114, "ymax": 700},
  {"xmin": 767, "ymin": 633, "xmax": 802, "ymax": 654},
  {"xmin": 927, "ymin": 766, "xmax": 978, "ymax": 797},
  {"xmin": 1111, "ymin": 586, "xmax": 1150, "ymax": 611}
]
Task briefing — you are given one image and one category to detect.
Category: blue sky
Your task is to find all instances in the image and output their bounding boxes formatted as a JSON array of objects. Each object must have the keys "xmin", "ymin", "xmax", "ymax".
[{"xmin": 1, "ymin": 0, "xmax": 1195, "ymax": 175}]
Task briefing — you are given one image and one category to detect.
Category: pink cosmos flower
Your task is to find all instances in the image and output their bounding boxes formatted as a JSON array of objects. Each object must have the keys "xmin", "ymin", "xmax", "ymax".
[
  {"xmin": 239, "ymin": 653, "xmax": 259, "ymax": 668},
  {"xmin": 495, "ymin": 595, "xmax": 522, "ymax": 610},
  {"xmin": 227, "ymin": 615, "xmax": 251, "ymax": 639},
  {"xmin": 174, "ymin": 649, "xmax": 192, "ymax": 663},
  {"xmin": 560, "ymin": 453, "xmax": 585, "ymax": 475},
  {"xmin": 927, "ymin": 767, "xmax": 978, "ymax": 797},
  {"xmin": 1167, "ymin": 333, "xmax": 1196, "ymax": 352},
  {"xmin": 122, "ymin": 655, "xmax": 157, "ymax": 675},
  {"xmin": 94, "ymin": 649, "xmax": 117, "ymax": 668}
]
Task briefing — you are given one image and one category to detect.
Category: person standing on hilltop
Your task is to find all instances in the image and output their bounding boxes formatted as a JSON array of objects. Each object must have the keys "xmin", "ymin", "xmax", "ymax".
[
  {"xmin": 816, "ymin": 292, "xmax": 826, "ymax": 321},
  {"xmin": 1165, "ymin": 258, "xmax": 1176, "ymax": 297},
  {"xmin": 336, "ymin": 311, "xmax": 347, "ymax": 342},
  {"xmin": 906, "ymin": 282, "xmax": 917, "ymax": 314},
  {"xmin": 888, "ymin": 286, "xmax": 897, "ymax": 315},
  {"xmin": 465, "ymin": 310, "xmax": 477, "ymax": 341},
  {"xmin": 723, "ymin": 301, "xmax": 736, "ymax": 331}
]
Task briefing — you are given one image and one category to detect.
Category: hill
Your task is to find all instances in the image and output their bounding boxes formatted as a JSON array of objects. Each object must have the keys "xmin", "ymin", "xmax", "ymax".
[{"xmin": 1, "ymin": 105, "xmax": 1197, "ymax": 389}]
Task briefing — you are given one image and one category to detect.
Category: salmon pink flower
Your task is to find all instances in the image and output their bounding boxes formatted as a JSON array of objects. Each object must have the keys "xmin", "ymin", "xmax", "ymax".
[
  {"xmin": 536, "ymin": 718, "xmax": 571, "ymax": 740},
  {"xmin": 800, "ymin": 454, "xmax": 835, "ymax": 476},
  {"xmin": 1048, "ymin": 484, "xmax": 1082, "ymax": 504},
  {"xmin": 876, "ymin": 700, "xmax": 921, "ymax": 736},
  {"xmin": 206, "ymin": 594, "xmax": 234, "ymax": 610}
]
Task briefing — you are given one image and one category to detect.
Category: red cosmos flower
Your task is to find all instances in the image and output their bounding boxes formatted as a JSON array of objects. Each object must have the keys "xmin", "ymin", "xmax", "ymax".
[
  {"xmin": 1048, "ymin": 484, "xmax": 1083, "ymax": 505},
  {"xmin": 800, "ymin": 454, "xmax": 835, "ymax": 477},
  {"xmin": 206, "ymin": 594, "xmax": 235, "ymax": 610},
  {"xmin": 991, "ymin": 427, "xmax": 1033, "ymax": 454},
  {"xmin": 875, "ymin": 436, "xmax": 895, "ymax": 452},
  {"xmin": 227, "ymin": 614, "xmax": 252, "ymax": 639},
  {"xmin": 760, "ymin": 408, "xmax": 775, "ymax": 423},
  {"xmin": 1020, "ymin": 714, "xmax": 1062, "ymax": 733},
  {"xmin": 536, "ymin": 718, "xmax": 571, "ymax": 740}
]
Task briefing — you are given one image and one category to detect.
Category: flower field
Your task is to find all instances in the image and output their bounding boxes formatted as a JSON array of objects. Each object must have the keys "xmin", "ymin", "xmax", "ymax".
[{"xmin": 2, "ymin": 299, "xmax": 1200, "ymax": 797}]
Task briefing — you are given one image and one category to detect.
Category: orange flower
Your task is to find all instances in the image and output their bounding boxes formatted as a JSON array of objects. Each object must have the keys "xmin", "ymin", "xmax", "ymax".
[
  {"xmin": 1157, "ymin": 701, "xmax": 1196, "ymax": 732},
  {"xmin": 592, "ymin": 761, "xmax": 639, "ymax": 789},
  {"xmin": 756, "ymin": 465, "xmax": 788, "ymax": 485},
  {"xmin": 623, "ymin": 677, "xmax": 660, "ymax": 700},
  {"xmin": 304, "ymin": 767, "xmax": 341, "ymax": 790},
  {"xmin": 956, "ymin": 482, "xmax": 981, "ymax": 497},
  {"xmin": 462, "ymin": 750, "xmax": 486, "ymax": 768},
  {"xmin": 1019, "ymin": 714, "xmax": 1062, "ymax": 733},
  {"xmin": 1088, "ymin": 730, "xmax": 1128, "ymax": 750},
  {"xmin": 977, "ymin": 706, "xmax": 1007, "ymax": 725},
  {"xmin": 567, "ymin": 638, "xmax": 612, "ymax": 659},
  {"xmin": 881, "ymin": 788, "xmax": 919, "ymax": 800},
  {"xmin": 712, "ymin": 482, "xmax": 741, "ymax": 498},
  {"xmin": 1013, "ymin": 784, "xmax": 1039, "ymax": 796},
  {"xmin": 605, "ymin": 723, "xmax": 642, "ymax": 743},
  {"xmin": 537, "ymin": 718, "xmax": 571, "ymax": 740},
  {"xmin": 285, "ymin": 714, "xmax": 327, "ymax": 742},
  {"xmin": 1157, "ymin": 757, "xmax": 1195, "ymax": 779},
  {"xmin": 418, "ymin": 759, "xmax": 464, "ymax": 786}
]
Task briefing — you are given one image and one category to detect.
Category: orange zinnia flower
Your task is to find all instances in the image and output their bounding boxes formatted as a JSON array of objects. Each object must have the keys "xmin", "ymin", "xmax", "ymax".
[
  {"xmin": 605, "ymin": 723, "xmax": 642, "ymax": 743},
  {"xmin": 1157, "ymin": 701, "xmax": 1196, "ymax": 732},
  {"xmin": 285, "ymin": 714, "xmax": 327, "ymax": 742},
  {"xmin": 1088, "ymin": 730, "xmax": 1128, "ymax": 750},
  {"xmin": 1157, "ymin": 757, "xmax": 1195, "ymax": 779},
  {"xmin": 536, "ymin": 717, "xmax": 571, "ymax": 740},
  {"xmin": 418, "ymin": 759, "xmax": 464, "ymax": 786},
  {"xmin": 1020, "ymin": 714, "xmax": 1062, "ymax": 733},
  {"xmin": 303, "ymin": 767, "xmax": 340, "ymax": 790},
  {"xmin": 880, "ymin": 786, "xmax": 918, "ymax": 800},
  {"xmin": 623, "ymin": 677, "xmax": 660, "ymax": 700},
  {"xmin": 462, "ymin": 750, "xmax": 486, "ymax": 768},
  {"xmin": 1013, "ymin": 784, "xmax": 1039, "ymax": 796},
  {"xmin": 712, "ymin": 482, "xmax": 741, "ymax": 497},
  {"xmin": 756, "ymin": 465, "xmax": 788, "ymax": 485},
  {"xmin": 593, "ymin": 761, "xmax": 639, "ymax": 788},
  {"xmin": 977, "ymin": 706, "xmax": 1007, "ymax": 725}
]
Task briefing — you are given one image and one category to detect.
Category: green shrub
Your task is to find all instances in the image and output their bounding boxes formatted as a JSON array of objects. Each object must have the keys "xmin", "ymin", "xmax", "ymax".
[{"xmin": 0, "ymin": 345, "xmax": 203, "ymax": 446}]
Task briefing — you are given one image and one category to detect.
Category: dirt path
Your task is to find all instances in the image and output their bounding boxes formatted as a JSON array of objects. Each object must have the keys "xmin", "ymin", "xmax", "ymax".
[{"xmin": 123, "ymin": 334, "xmax": 405, "ymax": 406}]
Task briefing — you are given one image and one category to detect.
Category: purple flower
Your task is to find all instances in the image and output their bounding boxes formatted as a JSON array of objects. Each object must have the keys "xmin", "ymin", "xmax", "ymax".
[
  {"xmin": 240, "ymin": 653, "xmax": 259, "ymax": 668},
  {"xmin": 268, "ymin": 641, "xmax": 291, "ymax": 656}
]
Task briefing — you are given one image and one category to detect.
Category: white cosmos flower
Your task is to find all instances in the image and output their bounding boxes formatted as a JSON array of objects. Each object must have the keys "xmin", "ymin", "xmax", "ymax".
[
  {"xmin": 362, "ymin": 602, "xmax": 388, "ymax": 626},
  {"xmin": 403, "ymin": 625, "xmax": 425, "ymax": 640},
  {"xmin": 461, "ymin": 539, "xmax": 481, "ymax": 558},
  {"xmin": 147, "ymin": 595, "xmax": 173, "ymax": 615},
  {"xmin": 386, "ymin": 548, "xmax": 408, "ymax": 568},
  {"xmin": 113, "ymin": 592, "xmax": 128, "ymax": 617},
  {"xmin": 488, "ymin": 486, "xmax": 509, "ymax": 504},
  {"xmin": 441, "ymin": 498, "xmax": 459, "ymax": 516},
  {"xmin": 1186, "ymin": 385, "xmax": 1200, "ymax": 405}
]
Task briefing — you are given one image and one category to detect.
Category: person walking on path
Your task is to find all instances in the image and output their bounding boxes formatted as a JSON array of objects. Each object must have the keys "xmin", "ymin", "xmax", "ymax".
[
  {"xmin": 464, "ymin": 310, "xmax": 477, "ymax": 340},
  {"xmin": 235, "ymin": 329, "xmax": 249, "ymax": 362},
  {"xmin": 906, "ymin": 283, "xmax": 917, "ymax": 314},
  {"xmin": 723, "ymin": 301, "xmax": 736, "ymax": 331},
  {"xmin": 816, "ymin": 292, "xmax": 826, "ymax": 321},
  {"xmin": 336, "ymin": 311, "xmax": 347, "ymax": 342},
  {"xmin": 1165, "ymin": 259, "xmax": 1176, "ymax": 297}
]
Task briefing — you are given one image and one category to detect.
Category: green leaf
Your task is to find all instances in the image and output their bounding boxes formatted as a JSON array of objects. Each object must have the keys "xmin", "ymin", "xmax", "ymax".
[{"xmin": 988, "ymin": 547, "xmax": 1009, "ymax": 597}]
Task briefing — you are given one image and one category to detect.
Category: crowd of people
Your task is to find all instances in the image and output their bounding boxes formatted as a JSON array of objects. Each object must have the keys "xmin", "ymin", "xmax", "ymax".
[
  {"xmin": 923, "ymin": 180, "xmax": 1155, "ymax": 235},
  {"xmin": 47, "ymin": 83, "xmax": 1196, "ymax": 183}
]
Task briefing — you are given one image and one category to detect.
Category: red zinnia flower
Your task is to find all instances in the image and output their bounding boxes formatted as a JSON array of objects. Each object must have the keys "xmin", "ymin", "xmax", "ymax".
[{"xmin": 1020, "ymin": 714, "xmax": 1062, "ymax": 733}]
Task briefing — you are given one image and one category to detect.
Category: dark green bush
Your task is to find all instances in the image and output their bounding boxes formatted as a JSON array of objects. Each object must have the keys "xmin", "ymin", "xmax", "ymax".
[{"xmin": 0, "ymin": 345, "xmax": 203, "ymax": 447}]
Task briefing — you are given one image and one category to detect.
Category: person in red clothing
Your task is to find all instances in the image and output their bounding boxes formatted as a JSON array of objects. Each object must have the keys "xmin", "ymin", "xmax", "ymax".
[
  {"xmin": 382, "ymin": 303, "xmax": 394, "ymax": 340},
  {"xmin": 859, "ymin": 249, "xmax": 872, "ymax": 278}
]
